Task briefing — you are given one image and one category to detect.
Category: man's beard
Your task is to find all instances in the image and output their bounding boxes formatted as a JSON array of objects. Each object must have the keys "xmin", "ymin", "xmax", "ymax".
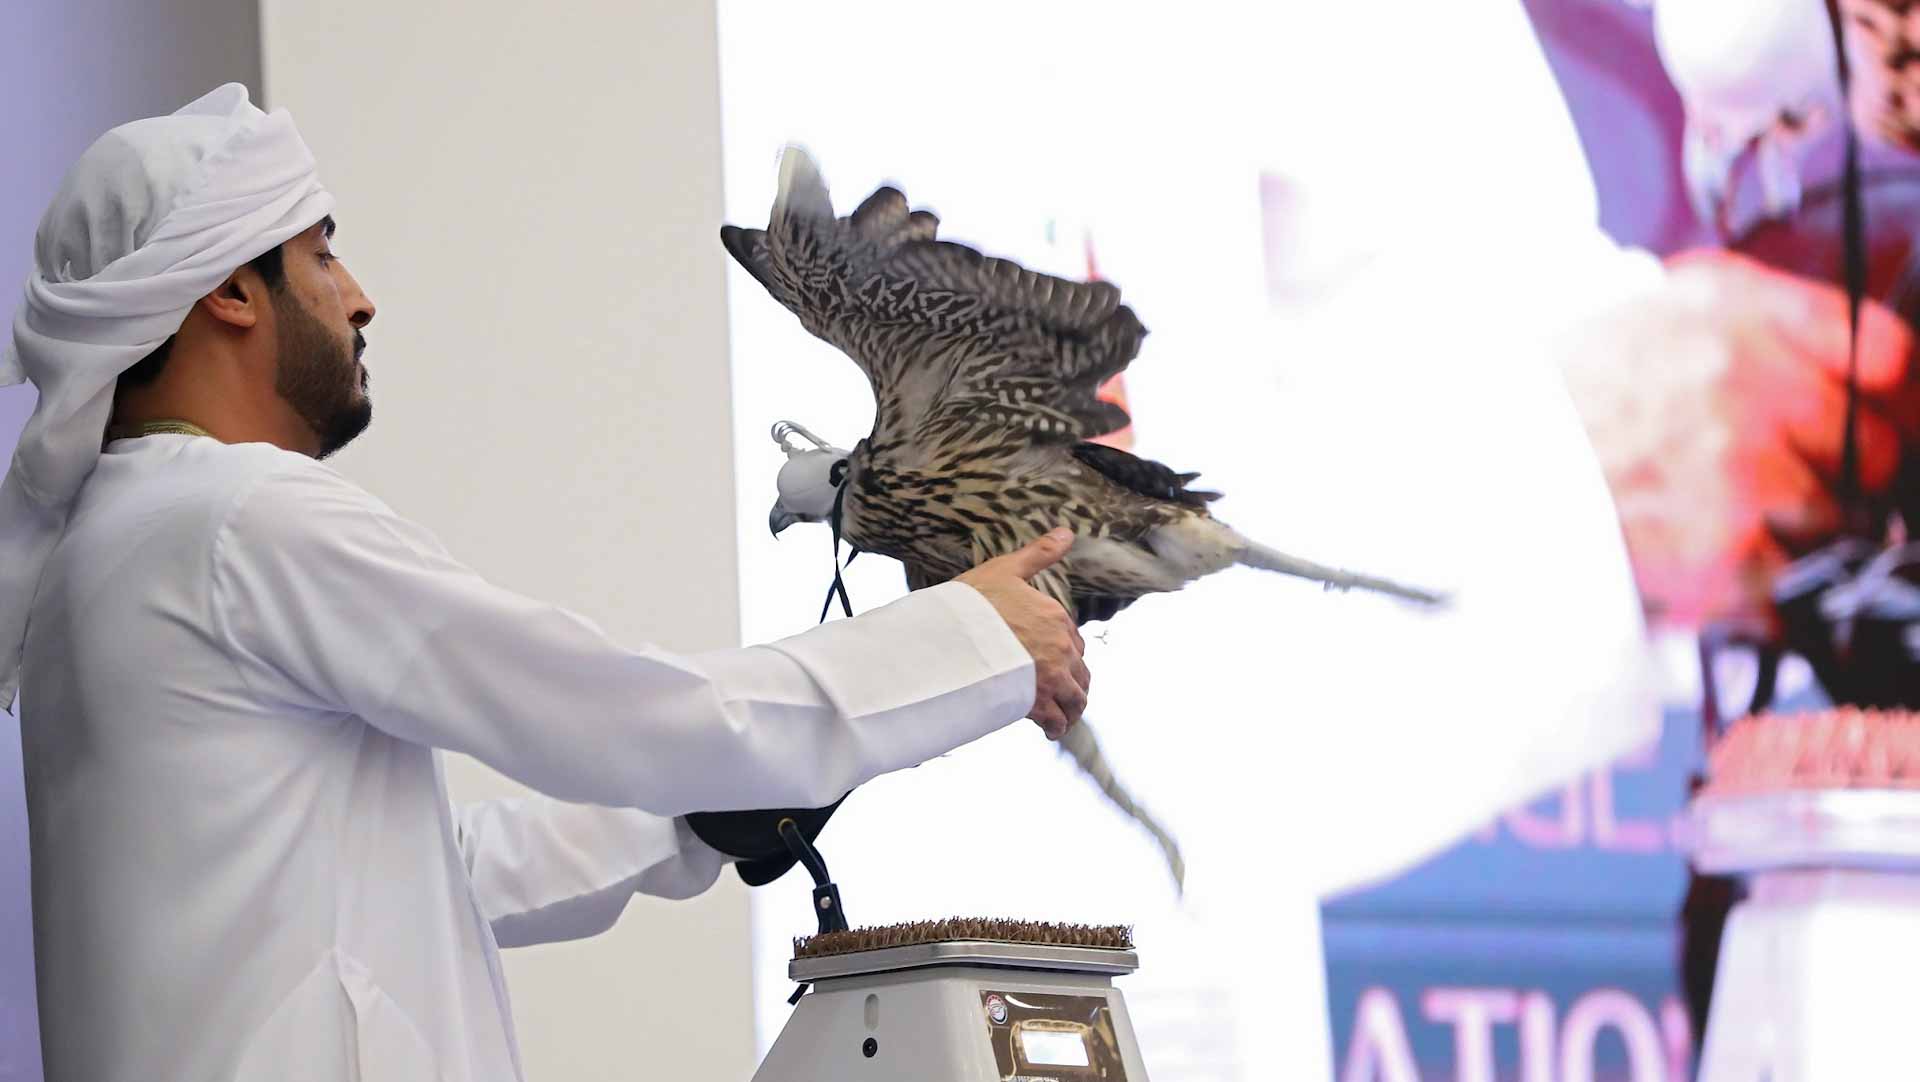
[{"xmin": 272, "ymin": 291, "xmax": 371, "ymax": 459}]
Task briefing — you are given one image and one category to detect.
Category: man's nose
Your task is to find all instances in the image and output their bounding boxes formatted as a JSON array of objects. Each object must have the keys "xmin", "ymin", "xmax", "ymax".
[{"xmin": 341, "ymin": 266, "xmax": 375, "ymax": 329}]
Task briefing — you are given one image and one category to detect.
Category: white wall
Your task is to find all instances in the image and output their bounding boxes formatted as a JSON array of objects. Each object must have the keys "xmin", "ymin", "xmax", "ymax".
[
  {"xmin": 260, "ymin": 2, "xmax": 754, "ymax": 1078},
  {"xmin": 1, "ymin": 4, "xmax": 264, "ymax": 1078}
]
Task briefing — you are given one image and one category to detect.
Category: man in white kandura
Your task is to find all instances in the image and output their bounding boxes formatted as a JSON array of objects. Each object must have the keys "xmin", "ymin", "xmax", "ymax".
[{"xmin": 0, "ymin": 85, "xmax": 1091, "ymax": 1082}]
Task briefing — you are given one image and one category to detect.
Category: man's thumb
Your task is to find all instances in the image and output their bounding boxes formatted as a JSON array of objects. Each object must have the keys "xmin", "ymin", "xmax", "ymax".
[{"xmin": 1001, "ymin": 528, "xmax": 1074, "ymax": 579}]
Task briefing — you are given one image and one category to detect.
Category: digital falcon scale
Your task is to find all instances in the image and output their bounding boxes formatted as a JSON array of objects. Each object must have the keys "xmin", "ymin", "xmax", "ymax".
[{"xmin": 747, "ymin": 819, "xmax": 1153, "ymax": 1082}]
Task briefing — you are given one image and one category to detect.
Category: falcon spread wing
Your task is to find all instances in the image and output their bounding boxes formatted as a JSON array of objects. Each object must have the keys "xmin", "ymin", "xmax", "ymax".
[{"xmin": 721, "ymin": 150, "xmax": 1141, "ymax": 463}]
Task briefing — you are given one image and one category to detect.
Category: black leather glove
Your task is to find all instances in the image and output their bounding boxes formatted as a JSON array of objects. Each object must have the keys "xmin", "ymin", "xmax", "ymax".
[{"xmin": 684, "ymin": 793, "xmax": 849, "ymax": 887}]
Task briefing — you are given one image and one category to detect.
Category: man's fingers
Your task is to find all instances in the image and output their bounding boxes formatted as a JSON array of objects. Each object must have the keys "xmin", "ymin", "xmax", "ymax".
[
  {"xmin": 992, "ymin": 528, "xmax": 1075, "ymax": 581},
  {"xmin": 1067, "ymin": 617, "xmax": 1086, "ymax": 656},
  {"xmin": 1031, "ymin": 699, "xmax": 1068, "ymax": 740},
  {"xmin": 1070, "ymin": 655, "xmax": 1091, "ymax": 698},
  {"xmin": 1054, "ymin": 681, "xmax": 1088, "ymax": 729}
]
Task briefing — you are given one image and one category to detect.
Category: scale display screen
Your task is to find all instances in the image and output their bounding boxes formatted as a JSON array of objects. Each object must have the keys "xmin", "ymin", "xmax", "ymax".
[{"xmin": 1019, "ymin": 1028, "xmax": 1091, "ymax": 1067}]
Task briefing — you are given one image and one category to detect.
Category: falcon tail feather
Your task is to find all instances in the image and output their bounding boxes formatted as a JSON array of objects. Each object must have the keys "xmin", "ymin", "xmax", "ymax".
[
  {"xmin": 1238, "ymin": 541, "xmax": 1445, "ymax": 606},
  {"xmin": 1059, "ymin": 720, "xmax": 1185, "ymax": 894},
  {"xmin": 771, "ymin": 145, "xmax": 834, "ymax": 229}
]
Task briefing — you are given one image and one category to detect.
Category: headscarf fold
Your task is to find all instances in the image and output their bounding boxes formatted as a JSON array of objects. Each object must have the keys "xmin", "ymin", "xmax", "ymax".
[{"xmin": 0, "ymin": 83, "xmax": 334, "ymax": 708}]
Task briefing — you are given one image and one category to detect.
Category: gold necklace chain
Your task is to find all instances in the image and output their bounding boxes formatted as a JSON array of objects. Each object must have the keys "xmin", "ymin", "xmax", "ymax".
[{"xmin": 104, "ymin": 419, "xmax": 216, "ymax": 442}]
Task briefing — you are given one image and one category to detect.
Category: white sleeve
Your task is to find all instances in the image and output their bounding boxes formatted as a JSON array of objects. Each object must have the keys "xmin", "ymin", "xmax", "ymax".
[
  {"xmin": 452, "ymin": 796, "xmax": 729, "ymax": 948},
  {"xmin": 210, "ymin": 462, "xmax": 1035, "ymax": 813}
]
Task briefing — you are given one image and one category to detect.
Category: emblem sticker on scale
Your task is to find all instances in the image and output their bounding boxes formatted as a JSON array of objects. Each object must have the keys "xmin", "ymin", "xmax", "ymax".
[{"xmin": 985, "ymin": 993, "xmax": 1009, "ymax": 1025}]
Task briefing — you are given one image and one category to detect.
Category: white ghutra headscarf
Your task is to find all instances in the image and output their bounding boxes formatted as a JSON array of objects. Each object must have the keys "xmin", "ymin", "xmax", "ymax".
[{"xmin": 0, "ymin": 83, "xmax": 334, "ymax": 708}]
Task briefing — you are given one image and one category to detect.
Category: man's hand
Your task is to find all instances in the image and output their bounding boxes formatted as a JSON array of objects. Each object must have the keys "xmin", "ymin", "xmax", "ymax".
[
  {"xmin": 1560, "ymin": 248, "xmax": 1920, "ymax": 630},
  {"xmin": 954, "ymin": 528, "xmax": 1090, "ymax": 740}
]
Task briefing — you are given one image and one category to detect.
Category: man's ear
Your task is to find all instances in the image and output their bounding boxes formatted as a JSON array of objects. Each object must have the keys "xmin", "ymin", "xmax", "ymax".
[{"xmin": 199, "ymin": 267, "xmax": 265, "ymax": 329}]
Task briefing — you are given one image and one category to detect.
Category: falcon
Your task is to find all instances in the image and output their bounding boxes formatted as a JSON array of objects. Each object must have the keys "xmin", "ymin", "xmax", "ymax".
[{"xmin": 722, "ymin": 148, "xmax": 1442, "ymax": 887}]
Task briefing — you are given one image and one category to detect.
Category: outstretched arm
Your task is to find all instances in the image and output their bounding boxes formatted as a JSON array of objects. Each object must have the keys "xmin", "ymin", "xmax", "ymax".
[{"xmin": 211, "ymin": 461, "xmax": 1038, "ymax": 815}]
